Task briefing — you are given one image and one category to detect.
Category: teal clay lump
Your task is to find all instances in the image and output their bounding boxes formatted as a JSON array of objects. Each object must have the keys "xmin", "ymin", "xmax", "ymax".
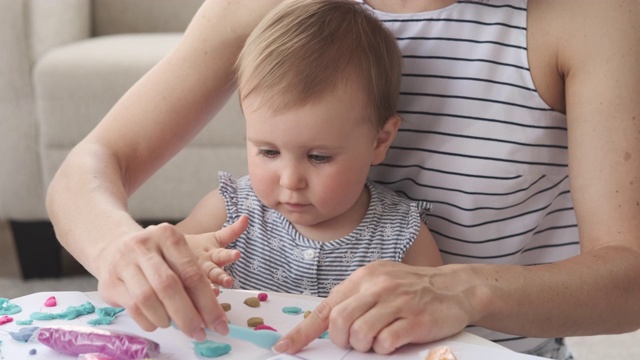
[
  {"xmin": 282, "ymin": 306, "xmax": 303, "ymax": 315},
  {"xmin": 0, "ymin": 298, "xmax": 22, "ymax": 315},
  {"xmin": 193, "ymin": 340, "xmax": 232, "ymax": 358},
  {"xmin": 88, "ymin": 306, "xmax": 125, "ymax": 326},
  {"xmin": 30, "ymin": 301, "xmax": 95, "ymax": 321}
]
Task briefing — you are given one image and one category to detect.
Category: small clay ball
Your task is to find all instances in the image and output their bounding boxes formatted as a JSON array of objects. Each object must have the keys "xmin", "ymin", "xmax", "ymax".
[
  {"xmin": 221, "ymin": 303, "xmax": 231, "ymax": 312},
  {"xmin": 247, "ymin": 316, "xmax": 264, "ymax": 327},
  {"xmin": 257, "ymin": 292, "xmax": 268, "ymax": 301},
  {"xmin": 243, "ymin": 296, "xmax": 260, "ymax": 308},
  {"xmin": 304, "ymin": 310, "xmax": 312, "ymax": 319}
]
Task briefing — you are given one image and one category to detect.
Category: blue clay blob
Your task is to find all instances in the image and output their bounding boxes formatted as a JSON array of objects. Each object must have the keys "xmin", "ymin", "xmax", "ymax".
[
  {"xmin": 319, "ymin": 330, "xmax": 329, "ymax": 339},
  {"xmin": 15, "ymin": 319, "xmax": 33, "ymax": 325},
  {"xmin": 9, "ymin": 326, "xmax": 39, "ymax": 343},
  {"xmin": 0, "ymin": 298, "xmax": 22, "ymax": 315},
  {"xmin": 282, "ymin": 306, "xmax": 303, "ymax": 315},
  {"xmin": 193, "ymin": 340, "xmax": 232, "ymax": 358}
]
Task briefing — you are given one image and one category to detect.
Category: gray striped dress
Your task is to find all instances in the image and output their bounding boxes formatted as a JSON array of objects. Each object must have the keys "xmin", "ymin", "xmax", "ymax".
[{"xmin": 219, "ymin": 171, "xmax": 431, "ymax": 298}]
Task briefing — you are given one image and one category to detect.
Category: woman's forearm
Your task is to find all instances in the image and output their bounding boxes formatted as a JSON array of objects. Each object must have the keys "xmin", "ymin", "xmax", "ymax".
[
  {"xmin": 46, "ymin": 142, "xmax": 143, "ymax": 277},
  {"xmin": 462, "ymin": 245, "xmax": 640, "ymax": 337}
]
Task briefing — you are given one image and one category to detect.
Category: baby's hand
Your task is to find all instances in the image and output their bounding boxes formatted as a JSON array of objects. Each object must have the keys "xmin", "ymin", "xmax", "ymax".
[{"xmin": 185, "ymin": 216, "xmax": 247, "ymax": 287}]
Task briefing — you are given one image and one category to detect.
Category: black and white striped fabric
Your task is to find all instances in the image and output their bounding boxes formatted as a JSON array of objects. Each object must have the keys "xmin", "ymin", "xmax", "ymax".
[
  {"xmin": 361, "ymin": 0, "xmax": 579, "ymax": 355},
  {"xmin": 219, "ymin": 172, "xmax": 431, "ymax": 298}
]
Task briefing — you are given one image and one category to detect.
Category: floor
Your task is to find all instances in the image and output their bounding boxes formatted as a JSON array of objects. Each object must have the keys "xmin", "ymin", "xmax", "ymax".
[{"xmin": 1, "ymin": 221, "xmax": 638, "ymax": 359}]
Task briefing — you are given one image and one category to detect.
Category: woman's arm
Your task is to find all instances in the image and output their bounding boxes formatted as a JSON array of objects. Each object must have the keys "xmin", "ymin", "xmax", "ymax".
[{"xmin": 46, "ymin": 0, "xmax": 284, "ymax": 340}]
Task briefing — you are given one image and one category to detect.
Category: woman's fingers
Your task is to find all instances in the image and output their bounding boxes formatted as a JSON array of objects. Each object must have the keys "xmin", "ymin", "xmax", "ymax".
[
  {"xmin": 98, "ymin": 223, "xmax": 231, "ymax": 342},
  {"xmin": 155, "ymin": 224, "xmax": 229, "ymax": 337},
  {"xmin": 274, "ymin": 299, "xmax": 335, "ymax": 354},
  {"xmin": 277, "ymin": 261, "xmax": 472, "ymax": 355},
  {"xmin": 98, "ymin": 277, "xmax": 157, "ymax": 332}
]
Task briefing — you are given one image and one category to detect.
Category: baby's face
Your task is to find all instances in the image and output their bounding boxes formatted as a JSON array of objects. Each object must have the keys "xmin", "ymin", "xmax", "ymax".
[{"xmin": 242, "ymin": 84, "xmax": 381, "ymax": 235}]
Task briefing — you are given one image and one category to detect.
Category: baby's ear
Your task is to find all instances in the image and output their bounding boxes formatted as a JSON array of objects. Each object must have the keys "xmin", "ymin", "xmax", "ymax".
[{"xmin": 372, "ymin": 114, "xmax": 401, "ymax": 165}]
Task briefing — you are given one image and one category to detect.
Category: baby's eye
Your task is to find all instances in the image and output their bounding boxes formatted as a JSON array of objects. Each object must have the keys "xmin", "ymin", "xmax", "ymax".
[
  {"xmin": 257, "ymin": 149, "xmax": 279, "ymax": 158},
  {"xmin": 308, "ymin": 154, "xmax": 332, "ymax": 164}
]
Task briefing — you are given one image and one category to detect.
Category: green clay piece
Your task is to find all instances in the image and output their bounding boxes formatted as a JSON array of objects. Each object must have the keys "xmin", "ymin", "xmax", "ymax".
[
  {"xmin": 56, "ymin": 302, "xmax": 95, "ymax": 320},
  {"xmin": 30, "ymin": 302, "xmax": 95, "ymax": 321},
  {"xmin": 29, "ymin": 312, "xmax": 56, "ymax": 320},
  {"xmin": 95, "ymin": 306, "xmax": 125, "ymax": 318},
  {"xmin": 193, "ymin": 339, "xmax": 232, "ymax": 358},
  {"xmin": 243, "ymin": 297, "xmax": 260, "ymax": 308},
  {"xmin": 0, "ymin": 298, "xmax": 22, "ymax": 315},
  {"xmin": 319, "ymin": 330, "xmax": 329, "ymax": 339},
  {"xmin": 15, "ymin": 319, "xmax": 33, "ymax": 326},
  {"xmin": 88, "ymin": 316, "xmax": 115, "ymax": 326},
  {"xmin": 246, "ymin": 316, "xmax": 264, "ymax": 327},
  {"xmin": 88, "ymin": 306, "xmax": 124, "ymax": 326},
  {"xmin": 282, "ymin": 306, "xmax": 303, "ymax": 315}
]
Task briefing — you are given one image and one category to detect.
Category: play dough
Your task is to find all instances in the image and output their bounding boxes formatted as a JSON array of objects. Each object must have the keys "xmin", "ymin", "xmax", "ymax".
[
  {"xmin": 247, "ymin": 316, "xmax": 264, "ymax": 327},
  {"xmin": 193, "ymin": 339, "xmax": 232, "ymax": 358},
  {"xmin": 282, "ymin": 306, "xmax": 303, "ymax": 315},
  {"xmin": 30, "ymin": 302, "xmax": 95, "ymax": 321},
  {"xmin": 44, "ymin": 296, "xmax": 57, "ymax": 307},
  {"xmin": 0, "ymin": 298, "xmax": 21, "ymax": 315},
  {"xmin": 243, "ymin": 296, "xmax": 260, "ymax": 307}
]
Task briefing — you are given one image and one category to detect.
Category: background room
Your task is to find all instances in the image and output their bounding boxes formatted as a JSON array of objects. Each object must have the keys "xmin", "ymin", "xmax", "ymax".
[{"xmin": 0, "ymin": 1, "xmax": 637, "ymax": 359}]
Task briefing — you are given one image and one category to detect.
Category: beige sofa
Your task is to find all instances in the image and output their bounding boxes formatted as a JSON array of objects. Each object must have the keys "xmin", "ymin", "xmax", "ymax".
[{"xmin": 0, "ymin": 0, "xmax": 248, "ymax": 278}]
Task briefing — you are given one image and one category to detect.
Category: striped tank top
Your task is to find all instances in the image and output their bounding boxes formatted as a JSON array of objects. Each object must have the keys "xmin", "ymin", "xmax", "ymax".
[
  {"xmin": 219, "ymin": 172, "xmax": 431, "ymax": 298},
  {"xmin": 360, "ymin": 0, "xmax": 579, "ymax": 354}
]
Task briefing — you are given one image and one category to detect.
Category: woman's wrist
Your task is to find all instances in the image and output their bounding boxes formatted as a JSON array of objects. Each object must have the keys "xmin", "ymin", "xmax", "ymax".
[{"xmin": 432, "ymin": 263, "xmax": 511, "ymax": 328}]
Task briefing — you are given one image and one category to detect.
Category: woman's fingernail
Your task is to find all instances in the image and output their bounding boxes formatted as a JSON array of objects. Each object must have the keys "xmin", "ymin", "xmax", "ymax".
[
  {"xmin": 214, "ymin": 318, "xmax": 229, "ymax": 335},
  {"xmin": 272, "ymin": 339, "xmax": 290, "ymax": 353},
  {"xmin": 193, "ymin": 327, "xmax": 206, "ymax": 342}
]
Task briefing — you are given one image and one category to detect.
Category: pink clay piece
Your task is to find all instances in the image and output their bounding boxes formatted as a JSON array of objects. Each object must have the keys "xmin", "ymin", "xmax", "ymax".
[
  {"xmin": 254, "ymin": 324, "xmax": 277, "ymax": 332},
  {"xmin": 44, "ymin": 296, "xmax": 57, "ymax": 307},
  {"xmin": 257, "ymin": 292, "xmax": 268, "ymax": 301},
  {"xmin": 0, "ymin": 315, "xmax": 13, "ymax": 325}
]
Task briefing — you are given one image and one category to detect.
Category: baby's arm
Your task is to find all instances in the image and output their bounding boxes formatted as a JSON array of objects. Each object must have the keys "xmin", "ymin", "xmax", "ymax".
[
  {"xmin": 176, "ymin": 189, "xmax": 228, "ymax": 234},
  {"xmin": 176, "ymin": 189, "xmax": 244, "ymax": 287},
  {"xmin": 402, "ymin": 223, "xmax": 443, "ymax": 267}
]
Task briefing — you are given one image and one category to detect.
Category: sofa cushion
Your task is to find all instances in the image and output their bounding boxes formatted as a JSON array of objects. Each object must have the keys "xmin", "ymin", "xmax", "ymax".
[
  {"xmin": 34, "ymin": 33, "xmax": 247, "ymax": 219},
  {"xmin": 93, "ymin": 0, "xmax": 205, "ymax": 36}
]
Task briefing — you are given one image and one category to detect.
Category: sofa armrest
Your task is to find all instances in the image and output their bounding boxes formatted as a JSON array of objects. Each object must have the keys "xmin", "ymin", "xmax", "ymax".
[
  {"xmin": 29, "ymin": 0, "xmax": 91, "ymax": 62},
  {"xmin": 0, "ymin": 0, "xmax": 42, "ymax": 219}
]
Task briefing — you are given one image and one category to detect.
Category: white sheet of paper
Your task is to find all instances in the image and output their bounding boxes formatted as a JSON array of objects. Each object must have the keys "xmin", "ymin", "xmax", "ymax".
[{"xmin": 1, "ymin": 290, "xmax": 548, "ymax": 359}]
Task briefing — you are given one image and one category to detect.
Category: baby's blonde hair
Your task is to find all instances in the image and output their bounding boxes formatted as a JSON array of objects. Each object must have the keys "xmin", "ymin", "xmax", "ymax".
[{"xmin": 236, "ymin": 0, "xmax": 402, "ymax": 129}]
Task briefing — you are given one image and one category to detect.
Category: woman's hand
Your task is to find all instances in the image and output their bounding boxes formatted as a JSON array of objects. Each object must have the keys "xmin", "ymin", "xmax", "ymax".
[
  {"xmin": 274, "ymin": 261, "xmax": 477, "ymax": 354},
  {"xmin": 95, "ymin": 218, "xmax": 247, "ymax": 341}
]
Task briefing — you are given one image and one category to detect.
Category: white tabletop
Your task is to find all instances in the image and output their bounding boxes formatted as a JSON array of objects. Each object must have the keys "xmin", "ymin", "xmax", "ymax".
[{"xmin": 2, "ymin": 290, "xmax": 547, "ymax": 359}]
